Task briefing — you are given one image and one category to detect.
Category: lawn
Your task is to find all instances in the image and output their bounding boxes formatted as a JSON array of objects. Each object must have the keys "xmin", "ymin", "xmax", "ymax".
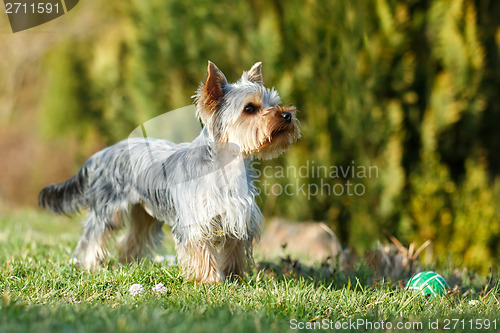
[{"xmin": 0, "ymin": 208, "xmax": 499, "ymax": 332}]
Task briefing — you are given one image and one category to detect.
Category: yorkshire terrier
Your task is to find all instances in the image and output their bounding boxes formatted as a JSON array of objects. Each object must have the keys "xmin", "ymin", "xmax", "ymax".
[{"xmin": 39, "ymin": 61, "xmax": 300, "ymax": 283}]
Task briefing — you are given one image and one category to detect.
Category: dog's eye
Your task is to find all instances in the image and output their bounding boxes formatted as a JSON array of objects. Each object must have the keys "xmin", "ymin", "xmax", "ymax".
[{"xmin": 244, "ymin": 104, "xmax": 257, "ymax": 114}]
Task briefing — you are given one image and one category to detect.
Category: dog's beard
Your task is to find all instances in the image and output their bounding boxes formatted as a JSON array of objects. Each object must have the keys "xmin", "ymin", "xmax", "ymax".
[
  {"xmin": 219, "ymin": 107, "xmax": 300, "ymax": 160},
  {"xmin": 252, "ymin": 123, "xmax": 301, "ymax": 160}
]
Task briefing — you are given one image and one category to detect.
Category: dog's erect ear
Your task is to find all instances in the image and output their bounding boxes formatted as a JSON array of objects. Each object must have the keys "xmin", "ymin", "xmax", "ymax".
[
  {"xmin": 242, "ymin": 62, "xmax": 263, "ymax": 85},
  {"xmin": 197, "ymin": 61, "xmax": 228, "ymax": 123},
  {"xmin": 204, "ymin": 61, "xmax": 227, "ymax": 106}
]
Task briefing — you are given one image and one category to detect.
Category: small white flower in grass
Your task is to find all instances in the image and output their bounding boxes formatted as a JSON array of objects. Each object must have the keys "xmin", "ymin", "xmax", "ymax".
[
  {"xmin": 154, "ymin": 255, "xmax": 165, "ymax": 263},
  {"xmin": 469, "ymin": 300, "xmax": 479, "ymax": 305},
  {"xmin": 69, "ymin": 258, "xmax": 78, "ymax": 265},
  {"xmin": 165, "ymin": 254, "xmax": 176, "ymax": 266},
  {"xmin": 152, "ymin": 283, "xmax": 167, "ymax": 295},
  {"xmin": 128, "ymin": 284, "xmax": 144, "ymax": 296}
]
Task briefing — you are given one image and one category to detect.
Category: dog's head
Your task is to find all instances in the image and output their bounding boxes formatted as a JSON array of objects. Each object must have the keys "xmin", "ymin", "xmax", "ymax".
[{"xmin": 195, "ymin": 61, "xmax": 300, "ymax": 160}]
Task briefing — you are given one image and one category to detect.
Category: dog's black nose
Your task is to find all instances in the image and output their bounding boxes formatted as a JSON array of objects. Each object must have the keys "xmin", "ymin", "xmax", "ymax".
[{"xmin": 281, "ymin": 112, "xmax": 292, "ymax": 123}]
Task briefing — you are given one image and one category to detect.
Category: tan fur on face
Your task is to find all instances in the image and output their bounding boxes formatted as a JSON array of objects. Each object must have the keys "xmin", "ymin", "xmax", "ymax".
[{"xmin": 224, "ymin": 105, "xmax": 300, "ymax": 160}]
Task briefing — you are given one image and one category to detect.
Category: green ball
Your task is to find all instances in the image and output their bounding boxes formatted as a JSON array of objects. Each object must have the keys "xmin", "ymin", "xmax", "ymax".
[{"xmin": 406, "ymin": 271, "xmax": 449, "ymax": 297}]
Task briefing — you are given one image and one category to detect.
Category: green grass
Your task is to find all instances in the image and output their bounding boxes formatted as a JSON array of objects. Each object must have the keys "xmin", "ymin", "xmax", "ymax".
[{"xmin": 1, "ymin": 208, "xmax": 499, "ymax": 332}]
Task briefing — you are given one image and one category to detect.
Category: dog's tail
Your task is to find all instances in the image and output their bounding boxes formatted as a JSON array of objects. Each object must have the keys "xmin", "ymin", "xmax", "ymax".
[{"xmin": 38, "ymin": 166, "xmax": 89, "ymax": 215}]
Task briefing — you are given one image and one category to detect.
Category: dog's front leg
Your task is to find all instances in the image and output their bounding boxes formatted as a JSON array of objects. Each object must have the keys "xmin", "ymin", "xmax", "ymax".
[{"xmin": 175, "ymin": 239, "xmax": 225, "ymax": 284}]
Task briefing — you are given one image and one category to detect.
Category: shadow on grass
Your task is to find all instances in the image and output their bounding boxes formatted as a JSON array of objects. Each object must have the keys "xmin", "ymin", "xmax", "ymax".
[{"xmin": 253, "ymin": 254, "xmax": 499, "ymax": 298}]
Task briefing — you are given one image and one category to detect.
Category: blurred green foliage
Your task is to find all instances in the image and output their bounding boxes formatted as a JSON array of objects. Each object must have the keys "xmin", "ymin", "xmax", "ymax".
[{"xmin": 40, "ymin": 0, "xmax": 500, "ymax": 273}]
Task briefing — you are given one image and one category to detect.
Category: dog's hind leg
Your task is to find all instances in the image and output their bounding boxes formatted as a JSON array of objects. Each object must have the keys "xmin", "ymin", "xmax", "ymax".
[
  {"xmin": 118, "ymin": 204, "xmax": 164, "ymax": 263},
  {"xmin": 72, "ymin": 211, "xmax": 116, "ymax": 269}
]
